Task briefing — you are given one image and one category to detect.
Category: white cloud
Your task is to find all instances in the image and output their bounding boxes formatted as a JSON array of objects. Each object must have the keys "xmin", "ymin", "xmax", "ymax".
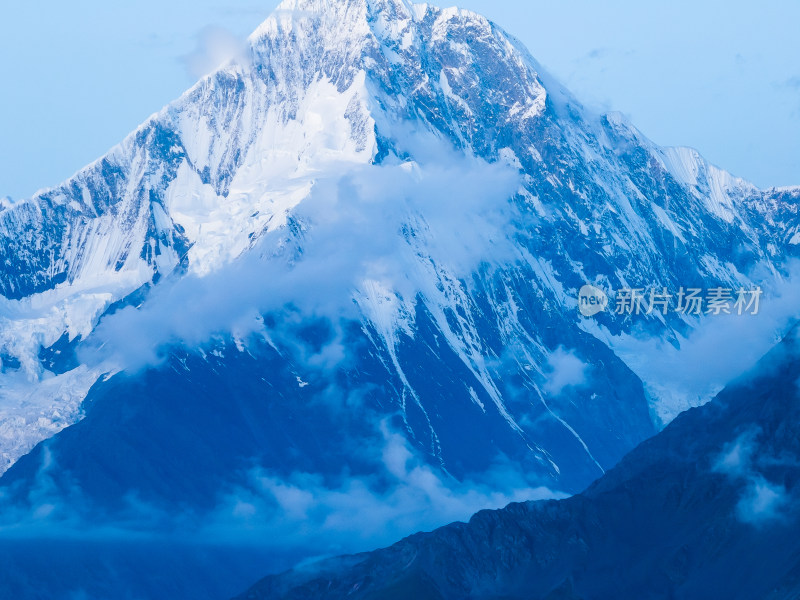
[
  {"xmin": 0, "ymin": 421, "xmax": 564, "ymax": 562},
  {"xmin": 714, "ymin": 430, "xmax": 791, "ymax": 526},
  {"xmin": 737, "ymin": 477, "xmax": 787, "ymax": 524},
  {"xmin": 79, "ymin": 149, "xmax": 521, "ymax": 374},
  {"xmin": 714, "ymin": 429, "xmax": 758, "ymax": 477},
  {"xmin": 602, "ymin": 261, "xmax": 800, "ymax": 424},
  {"xmin": 199, "ymin": 422, "xmax": 565, "ymax": 553},
  {"xmin": 181, "ymin": 26, "xmax": 246, "ymax": 80},
  {"xmin": 543, "ymin": 346, "xmax": 590, "ymax": 396}
]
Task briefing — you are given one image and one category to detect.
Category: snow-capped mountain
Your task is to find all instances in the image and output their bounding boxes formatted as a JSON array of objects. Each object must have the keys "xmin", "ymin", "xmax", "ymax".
[{"xmin": 0, "ymin": 0, "xmax": 798, "ymax": 585}]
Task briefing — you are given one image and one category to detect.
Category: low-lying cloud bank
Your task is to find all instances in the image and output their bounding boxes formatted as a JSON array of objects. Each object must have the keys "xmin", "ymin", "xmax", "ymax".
[
  {"xmin": 202, "ymin": 424, "xmax": 564, "ymax": 553},
  {"xmin": 0, "ymin": 421, "xmax": 563, "ymax": 562}
]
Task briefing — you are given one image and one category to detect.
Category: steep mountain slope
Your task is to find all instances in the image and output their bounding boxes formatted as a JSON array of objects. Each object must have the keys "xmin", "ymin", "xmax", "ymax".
[
  {"xmin": 237, "ymin": 325, "xmax": 800, "ymax": 600},
  {"xmin": 0, "ymin": 3, "xmax": 798, "ymax": 595},
  {"xmin": 1, "ymin": 0, "xmax": 797, "ymax": 484},
  {"xmin": 1, "ymin": 1, "xmax": 799, "ymax": 598}
]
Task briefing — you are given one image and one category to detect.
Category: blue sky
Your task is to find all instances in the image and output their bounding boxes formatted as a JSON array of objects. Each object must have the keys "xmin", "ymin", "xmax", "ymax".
[{"xmin": 0, "ymin": 0, "xmax": 798, "ymax": 199}]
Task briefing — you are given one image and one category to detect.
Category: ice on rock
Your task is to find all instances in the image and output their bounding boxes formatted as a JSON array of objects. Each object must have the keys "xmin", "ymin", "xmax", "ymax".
[{"xmin": 0, "ymin": 0, "xmax": 797, "ymax": 480}]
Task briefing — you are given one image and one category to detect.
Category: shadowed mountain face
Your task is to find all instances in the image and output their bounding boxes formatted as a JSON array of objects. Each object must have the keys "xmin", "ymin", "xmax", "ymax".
[
  {"xmin": 0, "ymin": 0, "xmax": 799, "ymax": 598},
  {"xmin": 238, "ymin": 327, "xmax": 800, "ymax": 600}
]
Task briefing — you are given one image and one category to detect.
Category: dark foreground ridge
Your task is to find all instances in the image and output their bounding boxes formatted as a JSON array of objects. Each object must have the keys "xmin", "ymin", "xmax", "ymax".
[{"xmin": 238, "ymin": 326, "xmax": 800, "ymax": 600}]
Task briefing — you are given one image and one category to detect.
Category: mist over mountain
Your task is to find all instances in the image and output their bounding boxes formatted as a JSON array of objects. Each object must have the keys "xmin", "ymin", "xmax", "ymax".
[
  {"xmin": 239, "ymin": 326, "xmax": 800, "ymax": 600},
  {"xmin": 0, "ymin": 0, "xmax": 798, "ymax": 598}
]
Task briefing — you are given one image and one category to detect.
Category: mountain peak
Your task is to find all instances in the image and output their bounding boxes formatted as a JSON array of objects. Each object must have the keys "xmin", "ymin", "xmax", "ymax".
[
  {"xmin": 252, "ymin": 0, "xmax": 490, "ymax": 47},
  {"xmin": 2, "ymin": 1, "xmax": 800, "ymax": 597},
  {"xmin": 274, "ymin": 0, "xmax": 412, "ymax": 13},
  {"xmin": 249, "ymin": 0, "xmax": 426, "ymax": 47},
  {"xmin": 264, "ymin": 0, "xmax": 415, "ymax": 28},
  {"xmin": 274, "ymin": 0, "xmax": 365, "ymax": 13}
]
